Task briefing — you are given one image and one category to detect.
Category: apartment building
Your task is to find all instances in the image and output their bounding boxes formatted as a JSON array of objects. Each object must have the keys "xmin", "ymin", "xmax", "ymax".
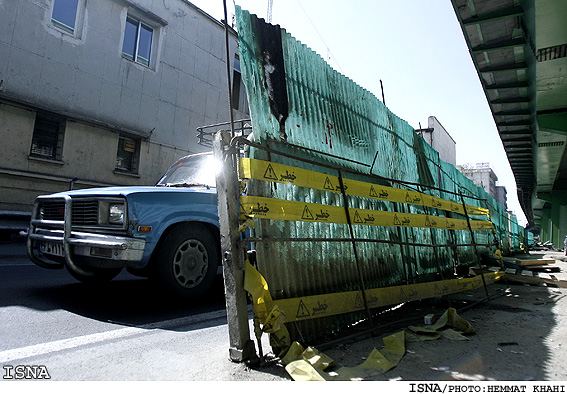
[{"xmin": 0, "ymin": 0, "xmax": 248, "ymax": 231}]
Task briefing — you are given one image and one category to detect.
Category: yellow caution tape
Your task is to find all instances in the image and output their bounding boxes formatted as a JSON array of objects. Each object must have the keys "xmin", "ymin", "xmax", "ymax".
[
  {"xmin": 239, "ymin": 158, "xmax": 489, "ymax": 216},
  {"xmin": 240, "ymin": 195, "xmax": 494, "ymax": 231},
  {"xmin": 243, "ymin": 259, "xmax": 291, "ymax": 353},
  {"xmin": 244, "ymin": 261, "xmax": 489, "ymax": 378},
  {"xmin": 245, "ymin": 262, "xmax": 503, "ymax": 325}
]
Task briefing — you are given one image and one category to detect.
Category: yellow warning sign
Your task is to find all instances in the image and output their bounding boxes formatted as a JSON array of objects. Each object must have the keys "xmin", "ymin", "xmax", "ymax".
[
  {"xmin": 239, "ymin": 158, "xmax": 490, "ymax": 216},
  {"xmin": 240, "ymin": 195, "xmax": 494, "ymax": 231}
]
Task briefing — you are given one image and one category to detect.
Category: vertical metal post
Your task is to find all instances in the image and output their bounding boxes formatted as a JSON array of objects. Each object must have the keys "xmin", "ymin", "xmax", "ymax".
[
  {"xmin": 223, "ymin": 0, "xmax": 236, "ymax": 139},
  {"xmin": 337, "ymin": 171, "xmax": 373, "ymax": 327},
  {"xmin": 214, "ymin": 130, "xmax": 257, "ymax": 362},
  {"xmin": 459, "ymin": 192, "xmax": 490, "ymax": 298}
]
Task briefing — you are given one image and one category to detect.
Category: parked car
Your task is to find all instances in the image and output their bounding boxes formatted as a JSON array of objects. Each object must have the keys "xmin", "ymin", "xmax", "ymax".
[{"xmin": 27, "ymin": 152, "xmax": 221, "ymax": 299}]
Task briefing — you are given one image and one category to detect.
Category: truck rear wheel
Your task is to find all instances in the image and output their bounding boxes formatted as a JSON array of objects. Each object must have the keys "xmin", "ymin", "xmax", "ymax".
[{"xmin": 153, "ymin": 223, "xmax": 218, "ymax": 299}]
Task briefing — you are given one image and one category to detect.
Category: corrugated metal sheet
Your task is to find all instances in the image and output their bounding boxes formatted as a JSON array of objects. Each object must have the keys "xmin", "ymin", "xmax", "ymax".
[{"xmin": 235, "ymin": 7, "xmax": 523, "ymax": 345}]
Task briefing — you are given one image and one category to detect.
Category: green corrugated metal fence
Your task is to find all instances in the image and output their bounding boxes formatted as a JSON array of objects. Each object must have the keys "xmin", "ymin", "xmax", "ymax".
[{"xmin": 234, "ymin": 7, "xmax": 524, "ymax": 346}]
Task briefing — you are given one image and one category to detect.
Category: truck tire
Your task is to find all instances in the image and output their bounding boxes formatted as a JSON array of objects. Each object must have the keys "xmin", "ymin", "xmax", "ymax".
[
  {"xmin": 66, "ymin": 263, "xmax": 122, "ymax": 284},
  {"xmin": 153, "ymin": 223, "xmax": 218, "ymax": 299}
]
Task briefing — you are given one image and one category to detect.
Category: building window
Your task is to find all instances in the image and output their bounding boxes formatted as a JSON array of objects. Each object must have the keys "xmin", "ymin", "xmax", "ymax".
[
  {"xmin": 115, "ymin": 136, "xmax": 139, "ymax": 173},
  {"xmin": 51, "ymin": 0, "xmax": 79, "ymax": 33},
  {"xmin": 30, "ymin": 112, "xmax": 65, "ymax": 161},
  {"xmin": 232, "ymin": 56, "xmax": 242, "ymax": 110},
  {"xmin": 232, "ymin": 55, "xmax": 249, "ymax": 113},
  {"xmin": 122, "ymin": 16, "xmax": 153, "ymax": 67}
]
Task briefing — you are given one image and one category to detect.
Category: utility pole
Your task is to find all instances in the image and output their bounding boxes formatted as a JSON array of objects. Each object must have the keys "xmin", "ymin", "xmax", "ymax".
[{"xmin": 214, "ymin": 131, "xmax": 257, "ymax": 363}]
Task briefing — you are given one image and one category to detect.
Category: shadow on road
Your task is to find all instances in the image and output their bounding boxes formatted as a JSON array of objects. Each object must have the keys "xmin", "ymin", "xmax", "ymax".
[
  {"xmin": 0, "ymin": 241, "xmax": 229, "ymax": 330},
  {"xmin": 34, "ymin": 274, "xmax": 228, "ymax": 328}
]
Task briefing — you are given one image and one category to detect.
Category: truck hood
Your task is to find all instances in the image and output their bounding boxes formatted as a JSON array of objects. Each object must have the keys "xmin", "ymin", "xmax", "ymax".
[{"xmin": 50, "ymin": 185, "xmax": 216, "ymax": 198}]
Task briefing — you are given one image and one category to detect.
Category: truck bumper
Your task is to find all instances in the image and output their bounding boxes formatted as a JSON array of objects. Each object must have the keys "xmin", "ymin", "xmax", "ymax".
[{"xmin": 27, "ymin": 195, "xmax": 146, "ymax": 272}]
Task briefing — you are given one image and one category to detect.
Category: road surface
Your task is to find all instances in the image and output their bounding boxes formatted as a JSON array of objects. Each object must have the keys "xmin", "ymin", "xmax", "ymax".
[{"xmin": 0, "ymin": 241, "xmax": 284, "ymax": 381}]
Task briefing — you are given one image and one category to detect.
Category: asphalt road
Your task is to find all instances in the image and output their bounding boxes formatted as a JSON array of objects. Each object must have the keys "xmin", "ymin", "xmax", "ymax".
[{"xmin": 0, "ymin": 241, "xmax": 285, "ymax": 381}]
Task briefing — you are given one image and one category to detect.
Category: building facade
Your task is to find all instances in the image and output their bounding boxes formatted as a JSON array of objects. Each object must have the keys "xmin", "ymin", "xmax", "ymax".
[
  {"xmin": 458, "ymin": 162, "xmax": 508, "ymax": 211},
  {"xmin": 0, "ymin": 0, "xmax": 248, "ymax": 231},
  {"xmin": 415, "ymin": 116, "xmax": 457, "ymax": 166}
]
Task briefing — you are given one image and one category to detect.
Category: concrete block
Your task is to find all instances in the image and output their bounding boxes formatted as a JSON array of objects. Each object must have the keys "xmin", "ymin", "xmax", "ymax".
[
  {"xmin": 191, "ymin": 78, "xmax": 208, "ymax": 116},
  {"xmin": 156, "ymin": 101, "xmax": 175, "ymax": 142},
  {"xmin": 11, "ymin": 1, "xmax": 47, "ymax": 57},
  {"xmin": 118, "ymin": 86, "xmax": 142, "ymax": 128},
  {"xmin": 0, "ymin": 2, "xmax": 16, "ymax": 46},
  {"xmin": 173, "ymin": 106, "xmax": 191, "ymax": 148},
  {"xmin": 103, "ymin": 51, "xmax": 123, "ymax": 84},
  {"xmin": 162, "ymin": 30, "xmax": 181, "ymax": 69},
  {"xmin": 159, "ymin": 63, "xmax": 179, "ymax": 105},
  {"xmin": 122, "ymin": 61, "xmax": 145, "ymax": 93},
  {"xmin": 179, "ymin": 38, "xmax": 196, "ymax": 76},
  {"xmin": 5, "ymin": 46, "xmax": 42, "ymax": 100},
  {"xmin": 37, "ymin": 59, "xmax": 76, "ymax": 110},
  {"xmin": 182, "ymin": 12, "xmax": 200, "ymax": 45},
  {"xmin": 44, "ymin": 33, "xmax": 78, "ymax": 69},
  {"xmin": 176, "ymin": 71, "xmax": 194, "ymax": 109},
  {"xmin": 208, "ymin": 56, "xmax": 223, "ymax": 90},
  {"xmin": 194, "ymin": 47, "xmax": 210, "ymax": 82},
  {"xmin": 205, "ymin": 87, "xmax": 220, "ymax": 119},
  {"xmin": 0, "ymin": 41, "xmax": 10, "ymax": 78},
  {"xmin": 77, "ymin": 30, "xmax": 108, "ymax": 78},
  {"xmin": 72, "ymin": 73, "xmax": 102, "ymax": 117},
  {"xmin": 142, "ymin": 67, "xmax": 161, "ymax": 98},
  {"xmin": 98, "ymin": 79, "xmax": 121, "ymax": 123},
  {"xmin": 138, "ymin": 95, "xmax": 160, "ymax": 130}
]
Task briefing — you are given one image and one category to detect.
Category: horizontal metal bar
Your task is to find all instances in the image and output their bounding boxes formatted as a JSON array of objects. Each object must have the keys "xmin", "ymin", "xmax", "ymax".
[
  {"xmin": 241, "ymin": 237, "xmax": 496, "ymax": 249},
  {"xmin": 230, "ymin": 136, "xmax": 487, "ymax": 202}
]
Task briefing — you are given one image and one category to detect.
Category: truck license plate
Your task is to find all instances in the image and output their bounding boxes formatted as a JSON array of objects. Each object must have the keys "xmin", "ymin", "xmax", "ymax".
[{"xmin": 40, "ymin": 242, "xmax": 64, "ymax": 257}]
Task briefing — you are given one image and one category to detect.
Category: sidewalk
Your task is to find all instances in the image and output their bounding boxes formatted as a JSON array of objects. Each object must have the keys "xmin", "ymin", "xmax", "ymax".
[{"xmin": 242, "ymin": 251, "xmax": 567, "ymax": 381}]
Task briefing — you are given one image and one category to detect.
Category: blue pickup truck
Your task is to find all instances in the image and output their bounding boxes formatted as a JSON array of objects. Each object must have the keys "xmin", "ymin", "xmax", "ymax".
[{"xmin": 27, "ymin": 152, "xmax": 221, "ymax": 299}]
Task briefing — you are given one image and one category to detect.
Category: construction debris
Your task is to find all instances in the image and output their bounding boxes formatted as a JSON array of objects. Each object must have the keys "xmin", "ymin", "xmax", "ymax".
[
  {"xmin": 474, "ymin": 252, "xmax": 566, "ymax": 288},
  {"xmin": 531, "ymin": 240, "xmax": 563, "ymax": 252}
]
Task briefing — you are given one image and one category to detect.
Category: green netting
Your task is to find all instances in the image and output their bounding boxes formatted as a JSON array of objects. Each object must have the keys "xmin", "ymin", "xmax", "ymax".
[{"xmin": 235, "ymin": 7, "xmax": 524, "ymax": 344}]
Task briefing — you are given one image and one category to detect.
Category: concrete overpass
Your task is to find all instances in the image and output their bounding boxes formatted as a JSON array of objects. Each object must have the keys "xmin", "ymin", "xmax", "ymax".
[{"xmin": 452, "ymin": 0, "xmax": 567, "ymax": 246}]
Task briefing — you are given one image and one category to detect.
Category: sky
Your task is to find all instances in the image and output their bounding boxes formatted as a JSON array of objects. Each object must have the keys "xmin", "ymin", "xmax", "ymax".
[{"xmin": 188, "ymin": 0, "xmax": 527, "ymax": 226}]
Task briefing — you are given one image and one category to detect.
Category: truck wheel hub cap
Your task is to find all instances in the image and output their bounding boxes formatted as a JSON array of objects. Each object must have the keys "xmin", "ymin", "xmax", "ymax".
[{"xmin": 173, "ymin": 239, "xmax": 208, "ymax": 289}]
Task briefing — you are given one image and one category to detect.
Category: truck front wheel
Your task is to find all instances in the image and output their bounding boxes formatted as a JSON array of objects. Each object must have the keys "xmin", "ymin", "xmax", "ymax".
[
  {"xmin": 66, "ymin": 263, "xmax": 122, "ymax": 284},
  {"xmin": 153, "ymin": 223, "xmax": 218, "ymax": 299}
]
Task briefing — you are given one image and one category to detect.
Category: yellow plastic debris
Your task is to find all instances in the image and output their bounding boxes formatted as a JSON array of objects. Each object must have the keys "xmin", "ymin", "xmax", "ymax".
[
  {"xmin": 285, "ymin": 360, "xmax": 328, "ymax": 381},
  {"xmin": 284, "ymin": 309, "xmax": 475, "ymax": 381},
  {"xmin": 409, "ymin": 307, "xmax": 475, "ymax": 337}
]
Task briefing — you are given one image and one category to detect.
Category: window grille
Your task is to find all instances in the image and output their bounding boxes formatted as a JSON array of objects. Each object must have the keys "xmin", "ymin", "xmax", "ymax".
[{"xmin": 30, "ymin": 112, "xmax": 64, "ymax": 160}]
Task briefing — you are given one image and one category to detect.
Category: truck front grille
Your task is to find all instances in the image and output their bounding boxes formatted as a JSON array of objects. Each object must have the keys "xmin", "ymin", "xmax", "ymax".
[
  {"xmin": 40, "ymin": 201, "xmax": 65, "ymax": 221},
  {"xmin": 40, "ymin": 200, "xmax": 99, "ymax": 225},
  {"xmin": 71, "ymin": 200, "xmax": 99, "ymax": 225}
]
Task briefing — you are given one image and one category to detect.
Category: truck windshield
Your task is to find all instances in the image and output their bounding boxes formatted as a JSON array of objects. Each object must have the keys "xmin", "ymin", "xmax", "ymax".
[{"xmin": 156, "ymin": 153, "xmax": 219, "ymax": 188}]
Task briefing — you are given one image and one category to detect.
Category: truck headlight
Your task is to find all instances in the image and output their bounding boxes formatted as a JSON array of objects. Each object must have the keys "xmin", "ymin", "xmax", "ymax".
[{"xmin": 108, "ymin": 203, "xmax": 125, "ymax": 225}]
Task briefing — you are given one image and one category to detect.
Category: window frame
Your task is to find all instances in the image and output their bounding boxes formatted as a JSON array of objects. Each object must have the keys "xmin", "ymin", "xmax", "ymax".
[
  {"xmin": 115, "ymin": 135, "xmax": 140, "ymax": 174},
  {"xmin": 50, "ymin": 0, "xmax": 83, "ymax": 36},
  {"xmin": 122, "ymin": 15, "xmax": 154, "ymax": 68},
  {"xmin": 29, "ymin": 111, "xmax": 66, "ymax": 162}
]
